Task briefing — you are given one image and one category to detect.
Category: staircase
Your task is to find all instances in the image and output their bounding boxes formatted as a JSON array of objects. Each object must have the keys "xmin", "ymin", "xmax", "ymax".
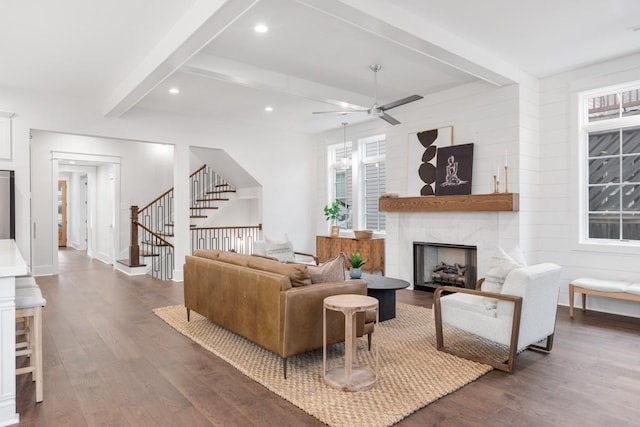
[{"xmin": 121, "ymin": 164, "xmax": 263, "ymax": 280}]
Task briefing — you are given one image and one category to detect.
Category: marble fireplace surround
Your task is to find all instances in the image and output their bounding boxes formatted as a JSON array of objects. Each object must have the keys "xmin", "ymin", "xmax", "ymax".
[{"xmin": 384, "ymin": 210, "xmax": 517, "ymax": 288}]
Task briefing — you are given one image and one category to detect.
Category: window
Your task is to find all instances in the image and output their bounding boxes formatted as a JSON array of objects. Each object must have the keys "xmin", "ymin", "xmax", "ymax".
[
  {"xmin": 361, "ymin": 135, "xmax": 386, "ymax": 231},
  {"xmin": 327, "ymin": 134, "xmax": 386, "ymax": 232},
  {"xmin": 581, "ymin": 83, "xmax": 640, "ymax": 242},
  {"xmin": 328, "ymin": 141, "xmax": 353, "ymax": 229}
]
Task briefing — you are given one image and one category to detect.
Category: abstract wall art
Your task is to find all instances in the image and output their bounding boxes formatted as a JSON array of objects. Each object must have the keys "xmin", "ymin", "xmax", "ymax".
[{"xmin": 407, "ymin": 126, "xmax": 453, "ymax": 196}]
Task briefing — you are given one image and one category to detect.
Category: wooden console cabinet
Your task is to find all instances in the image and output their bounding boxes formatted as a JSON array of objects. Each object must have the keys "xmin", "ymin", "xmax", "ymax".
[{"xmin": 316, "ymin": 236, "xmax": 384, "ymax": 274}]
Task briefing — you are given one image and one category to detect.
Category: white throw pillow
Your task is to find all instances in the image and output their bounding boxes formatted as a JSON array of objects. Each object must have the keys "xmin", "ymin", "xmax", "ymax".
[
  {"xmin": 264, "ymin": 235, "xmax": 295, "ymax": 263},
  {"xmin": 481, "ymin": 246, "xmax": 527, "ymax": 309}
]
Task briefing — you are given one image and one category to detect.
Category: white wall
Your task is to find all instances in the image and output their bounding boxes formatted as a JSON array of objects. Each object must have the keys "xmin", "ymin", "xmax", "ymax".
[
  {"xmin": 316, "ymin": 81, "xmax": 522, "ymax": 283},
  {"xmin": 538, "ymin": 53, "xmax": 640, "ymax": 318},
  {"xmin": 0, "ymin": 86, "xmax": 316, "ymax": 276},
  {"xmin": 30, "ymin": 131, "xmax": 173, "ymax": 274}
]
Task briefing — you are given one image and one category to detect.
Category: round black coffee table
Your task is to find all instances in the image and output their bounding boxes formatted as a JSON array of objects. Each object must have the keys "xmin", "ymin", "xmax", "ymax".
[{"xmin": 361, "ymin": 273, "xmax": 409, "ymax": 321}]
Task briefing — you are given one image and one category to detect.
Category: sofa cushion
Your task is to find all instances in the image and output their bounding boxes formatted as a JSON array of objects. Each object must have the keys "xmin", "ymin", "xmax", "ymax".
[
  {"xmin": 308, "ymin": 252, "xmax": 346, "ymax": 284},
  {"xmin": 247, "ymin": 256, "xmax": 311, "ymax": 287},
  {"xmin": 264, "ymin": 235, "xmax": 295, "ymax": 263},
  {"xmin": 217, "ymin": 251, "xmax": 252, "ymax": 266},
  {"xmin": 193, "ymin": 249, "xmax": 223, "ymax": 261},
  {"xmin": 572, "ymin": 278, "xmax": 630, "ymax": 293}
]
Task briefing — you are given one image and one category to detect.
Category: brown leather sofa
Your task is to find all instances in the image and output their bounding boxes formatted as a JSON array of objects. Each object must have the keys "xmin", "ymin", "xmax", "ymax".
[{"xmin": 183, "ymin": 249, "xmax": 373, "ymax": 378}]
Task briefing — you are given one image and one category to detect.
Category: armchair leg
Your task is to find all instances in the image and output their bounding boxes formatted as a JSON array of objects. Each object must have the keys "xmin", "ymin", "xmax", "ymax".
[
  {"xmin": 528, "ymin": 334, "xmax": 554, "ymax": 352},
  {"xmin": 433, "ymin": 287, "xmax": 523, "ymax": 373},
  {"xmin": 186, "ymin": 307, "xmax": 190, "ymax": 322},
  {"xmin": 367, "ymin": 332, "xmax": 372, "ymax": 351}
]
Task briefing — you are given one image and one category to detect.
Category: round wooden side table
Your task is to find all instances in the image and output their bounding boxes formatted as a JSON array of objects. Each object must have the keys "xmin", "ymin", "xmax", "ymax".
[{"xmin": 323, "ymin": 294, "xmax": 379, "ymax": 391}]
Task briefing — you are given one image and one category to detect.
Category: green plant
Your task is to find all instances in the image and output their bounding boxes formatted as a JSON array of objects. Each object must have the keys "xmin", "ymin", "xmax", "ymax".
[
  {"xmin": 347, "ymin": 252, "xmax": 367, "ymax": 268},
  {"xmin": 323, "ymin": 199, "xmax": 341, "ymax": 223}
]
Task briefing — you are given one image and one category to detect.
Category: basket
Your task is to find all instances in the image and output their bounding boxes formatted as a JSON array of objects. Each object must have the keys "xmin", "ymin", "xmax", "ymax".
[{"xmin": 353, "ymin": 230, "xmax": 373, "ymax": 240}]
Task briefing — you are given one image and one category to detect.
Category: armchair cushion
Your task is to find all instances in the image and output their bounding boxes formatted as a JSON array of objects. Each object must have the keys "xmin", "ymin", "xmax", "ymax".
[
  {"xmin": 307, "ymin": 252, "xmax": 346, "ymax": 284},
  {"xmin": 264, "ymin": 235, "xmax": 296, "ymax": 262}
]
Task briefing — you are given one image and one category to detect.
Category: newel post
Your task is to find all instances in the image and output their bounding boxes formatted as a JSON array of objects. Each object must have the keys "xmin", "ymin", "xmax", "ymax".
[{"xmin": 129, "ymin": 205, "xmax": 142, "ymax": 266}]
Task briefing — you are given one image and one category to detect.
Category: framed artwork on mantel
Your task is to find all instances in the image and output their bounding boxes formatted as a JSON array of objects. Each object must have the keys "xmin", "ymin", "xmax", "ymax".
[
  {"xmin": 435, "ymin": 143, "xmax": 474, "ymax": 195},
  {"xmin": 407, "ymin": 126, "xmax": 453, "ymax": 196},
  {"xmin": 0, "ymin": 113, "xmax": 13, "ymax": 160}
]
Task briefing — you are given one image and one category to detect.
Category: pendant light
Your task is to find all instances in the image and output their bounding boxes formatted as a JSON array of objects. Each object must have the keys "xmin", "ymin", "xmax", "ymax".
[{"xmin": 340, "ymin": 122, "xmax": 350, "ymax": 169}]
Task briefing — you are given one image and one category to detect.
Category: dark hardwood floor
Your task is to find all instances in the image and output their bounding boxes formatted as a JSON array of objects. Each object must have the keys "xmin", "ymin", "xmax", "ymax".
[{"xmin": 17, "ymin": 248, "xmax": 640, "ymax": 426}]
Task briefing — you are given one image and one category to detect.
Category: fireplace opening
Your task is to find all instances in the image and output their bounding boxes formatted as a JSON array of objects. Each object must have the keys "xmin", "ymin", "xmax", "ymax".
[{"xmin": 413, "ymin": 242, "xmax": 477, "ymax": 292}]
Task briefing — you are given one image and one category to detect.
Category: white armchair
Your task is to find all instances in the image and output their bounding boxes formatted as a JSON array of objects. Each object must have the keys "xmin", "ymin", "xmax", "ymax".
[{"xmin": 433, "ymin": 263, "xmax": 562, "ymax": 372}]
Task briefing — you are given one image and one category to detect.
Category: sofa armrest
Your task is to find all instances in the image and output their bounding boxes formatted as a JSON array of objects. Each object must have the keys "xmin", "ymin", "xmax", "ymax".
[{"xmin": 280, "ymin": 280, "xmax": 367, "ymax": 357}]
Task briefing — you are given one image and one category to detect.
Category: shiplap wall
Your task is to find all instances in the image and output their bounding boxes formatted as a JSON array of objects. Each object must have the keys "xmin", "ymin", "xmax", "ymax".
[
  {"xmin": 316, "ymin": 81, "xmax": 522, "ymax": 284},
  {"xmin": 538, "ymin": 53, "xmax": 640, "ymax": 318}
]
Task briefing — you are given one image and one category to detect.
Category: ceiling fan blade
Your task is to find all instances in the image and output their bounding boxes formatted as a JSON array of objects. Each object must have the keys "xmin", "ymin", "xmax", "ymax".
[
  {"xmin": 311, "ymin": 110, "xmax": 367, "ymax": 115},
  {"xmin": 380, "ymin": 94, "xmax": 424, "ymax": 111},
  {"xmin": 380, "ymin": 113, "xmax": 401, "ymax": 125}
]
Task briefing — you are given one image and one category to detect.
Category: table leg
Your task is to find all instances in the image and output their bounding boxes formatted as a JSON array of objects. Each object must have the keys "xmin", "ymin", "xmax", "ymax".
[
  {"xmin": 569, "ymin": 284, "xmax": 574, "ymax": 318},
  {"xmin": 323, "ymin": 306, "xmax": 327, "ymax": 376},
  {"xmin": 344, "ymin": 310, "xmax": 354, "ymax": 387}
]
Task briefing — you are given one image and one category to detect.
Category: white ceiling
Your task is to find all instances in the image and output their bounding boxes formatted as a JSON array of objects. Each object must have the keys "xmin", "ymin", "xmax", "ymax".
[{"xmin": 2, "ymin": 0, "xmax": 640, "ymax": 134}]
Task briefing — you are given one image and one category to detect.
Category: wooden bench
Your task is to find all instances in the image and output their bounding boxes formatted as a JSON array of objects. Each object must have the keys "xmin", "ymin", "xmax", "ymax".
[{"xmin": 569, "ymin": 278, "xmax": 640, "ymax": 317}]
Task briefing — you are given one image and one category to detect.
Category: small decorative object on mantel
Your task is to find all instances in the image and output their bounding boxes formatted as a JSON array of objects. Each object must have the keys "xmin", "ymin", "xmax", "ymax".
[
  {"xmin": 347, "ymin": 252, "xmax": 367, "ymax": 279},
  {"xmin": 503, "ymin": 150, "xmax": 509, "ymax": 193}
]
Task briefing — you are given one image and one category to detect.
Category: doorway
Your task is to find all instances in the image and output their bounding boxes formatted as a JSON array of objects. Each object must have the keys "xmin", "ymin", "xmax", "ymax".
[{"xmin": 57, "ymin": 180, "xmax": 67, "ymax": 247}]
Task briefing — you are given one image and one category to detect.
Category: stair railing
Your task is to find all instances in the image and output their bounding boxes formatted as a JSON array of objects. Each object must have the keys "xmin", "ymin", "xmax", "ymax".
[
  {"xmin": 126, "ymin": 164, "xmax": 257, "ymax": 280},
  {"xmin": 191, "ymin": 224, "xmax": 263, "ymax": 254},
  {"xmin": 135, "ymin": 187, "xmax": 175, "ymax": 280}
]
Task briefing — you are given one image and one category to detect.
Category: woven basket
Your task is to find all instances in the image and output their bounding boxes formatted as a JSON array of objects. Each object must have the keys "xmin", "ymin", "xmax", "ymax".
[{"xmin": 353, "ymin": 230, "xmax": 373, "ymax": 239}]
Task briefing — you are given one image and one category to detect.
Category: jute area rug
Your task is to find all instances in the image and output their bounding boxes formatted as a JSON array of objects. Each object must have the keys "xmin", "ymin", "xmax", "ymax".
[{"xmin": 153, "ymin": 303, "xmax": 504, "ymax": 427}]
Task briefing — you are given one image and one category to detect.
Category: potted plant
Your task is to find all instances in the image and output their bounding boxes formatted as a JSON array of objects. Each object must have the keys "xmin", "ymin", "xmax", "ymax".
[
  {"xmin": 347, "ymin": 252, "xmax": 367, "ymax": 279},
  {"xmin": 324, "ymin": 199, "xmax": 341, "ymax": 237}
]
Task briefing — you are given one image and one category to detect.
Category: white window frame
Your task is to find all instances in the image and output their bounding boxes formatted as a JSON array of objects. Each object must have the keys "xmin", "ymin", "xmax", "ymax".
[
  {"xmin": 327, "ymin": 141, "xmax": 353, "ymax": 230},
  {"xmin": 358, "ymin": 134, "xmax": 386, "ymax": 232},
  {"xmin": 326, "ymin": 133, "xmax": 386, "ymax": 233},
  {"xmin": 578, "ymin": 81, "xmax": 640, "ymax": 247}
]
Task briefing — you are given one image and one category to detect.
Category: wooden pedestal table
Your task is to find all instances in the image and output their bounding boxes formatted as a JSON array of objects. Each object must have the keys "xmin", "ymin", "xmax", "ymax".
[{"xmin": 323, "ymin": 294, "xmax": 379, "ymax": 392}]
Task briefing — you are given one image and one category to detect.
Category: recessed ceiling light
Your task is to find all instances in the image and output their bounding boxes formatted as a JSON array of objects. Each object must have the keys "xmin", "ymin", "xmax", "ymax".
[
  {"xmin": 69, "ymin": 161, "xmax": 76, "ymax": 164},
  {"xmin": 254, "ymin": 24, "xmax": 268, "ymax": 33},
  {"xmin": 265, "ymin": 106, "xmax": 273, "ymax": 112},
  {"xmin": 169, "ymin": 87, "xmax": 180, "ymax": 95}
]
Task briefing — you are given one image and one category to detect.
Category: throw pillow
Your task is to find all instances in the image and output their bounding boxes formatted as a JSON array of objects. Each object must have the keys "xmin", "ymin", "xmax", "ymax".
[
  {"xmin": 264, "ymin": 235, "xmax": 295, "ymax": 263},
  {"xmin": 308, "ymin": 252, "xmax": 346, "ymax": 284},
  {"xmin": 481, "ymin": 246, "xmax": 527, "ymax": 309},
  {"xmin": 247, "ymin": 256, "xmax": 311, "ymax": 287}
]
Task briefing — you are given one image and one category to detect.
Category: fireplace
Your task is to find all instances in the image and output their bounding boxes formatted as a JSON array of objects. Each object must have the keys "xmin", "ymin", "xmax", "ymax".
[{"xmin": 413, "ymin": 242, "xmax": 477, "ymax": 292}]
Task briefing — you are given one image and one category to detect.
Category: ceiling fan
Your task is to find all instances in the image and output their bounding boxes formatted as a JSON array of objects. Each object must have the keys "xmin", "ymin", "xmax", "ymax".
[{"xmin": 312, "ymin": 64, "xmax": 423, "ymax": 125}]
